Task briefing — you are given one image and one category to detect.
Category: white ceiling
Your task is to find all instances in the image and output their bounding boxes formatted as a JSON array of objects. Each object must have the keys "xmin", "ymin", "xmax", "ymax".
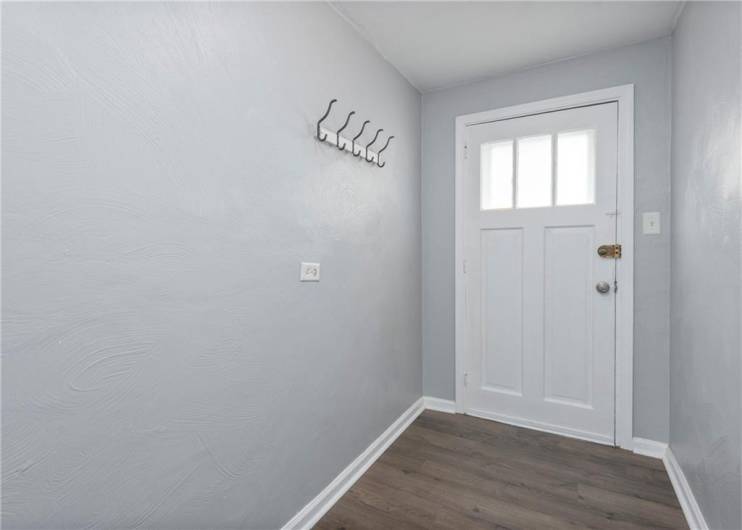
[{"xmin": 332, "ymin": 1, "xmax": 682, "ymax": 92}]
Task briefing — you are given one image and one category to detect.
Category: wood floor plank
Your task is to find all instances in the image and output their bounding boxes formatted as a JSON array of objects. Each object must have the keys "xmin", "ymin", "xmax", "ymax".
[{"xmin": 315, "ymin": 411, "xmax": 688, "ymax": 530}]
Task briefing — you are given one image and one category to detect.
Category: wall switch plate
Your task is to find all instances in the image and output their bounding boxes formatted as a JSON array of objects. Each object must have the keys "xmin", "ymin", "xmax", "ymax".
[
  {"xmin": 300, "ymin": 262, "xmax": 320, "ymax": 282},
  {"xmin": 642, "ymin": 212, "xmax": 661, "ymax": 235}
]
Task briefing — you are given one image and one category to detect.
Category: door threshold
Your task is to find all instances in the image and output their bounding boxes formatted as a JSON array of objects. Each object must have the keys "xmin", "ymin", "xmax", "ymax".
[{"xmin": 464, "ymin": 407, "xmax": 615, "ymax": 447}]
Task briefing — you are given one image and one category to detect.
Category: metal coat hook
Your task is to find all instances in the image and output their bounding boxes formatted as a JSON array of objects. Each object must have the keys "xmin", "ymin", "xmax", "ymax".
[
  {"xmin": 336, "ymin": 111, "xmax": 355, "ymax": 150},
  {"xmin": 313, "ymin": 100, "xmax": 394, "ymax": 168},
  {"xmin": 352, "ymin": 120, "xmax": 371, "ymax": 156},
  {"xmin": 316, "ymin": 98, "xmax": 337, "ymax": 142},
  {"xmin": 376, "ymin": 136, "xmax": 394, "ymax": 168},
  {"xmin": 365, "ymin": 129, "xmax": 383, "ymax": 162}
]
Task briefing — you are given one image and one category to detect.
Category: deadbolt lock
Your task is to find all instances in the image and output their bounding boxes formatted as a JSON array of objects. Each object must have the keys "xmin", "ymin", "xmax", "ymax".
[{"xmin": 597, "ymin": 244, "xmax": 622, "ymax": 259}]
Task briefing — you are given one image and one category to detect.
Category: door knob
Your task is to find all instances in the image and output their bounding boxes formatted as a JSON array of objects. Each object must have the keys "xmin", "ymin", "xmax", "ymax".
[{"xmin": 595, "ymin": 281, "xmax": 611, "ymax": 294}]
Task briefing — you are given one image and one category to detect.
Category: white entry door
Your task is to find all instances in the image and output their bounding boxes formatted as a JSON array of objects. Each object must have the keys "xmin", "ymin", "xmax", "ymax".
[{"xmin": 462, "ymin": 102, "xmax": 618, "ymax": 444}]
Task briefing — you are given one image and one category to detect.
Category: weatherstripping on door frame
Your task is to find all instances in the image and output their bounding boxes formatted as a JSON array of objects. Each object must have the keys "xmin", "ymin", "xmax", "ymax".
[{"xmin": 454, "ymin": 85, "xmax": 635, "ymax": 450}]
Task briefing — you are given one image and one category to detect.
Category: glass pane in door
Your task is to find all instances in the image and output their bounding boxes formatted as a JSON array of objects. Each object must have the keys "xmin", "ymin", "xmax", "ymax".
[
  {"xmin": 556, "ymin": 129, "xmax": 596, "ymax": 206},
  {"xmin": 516, "ymin": 134, "xmax": 552, "ymax": 208},
  {"xmin": 481, "ymin": 140, "xmax": 513, "ymax": 210}
]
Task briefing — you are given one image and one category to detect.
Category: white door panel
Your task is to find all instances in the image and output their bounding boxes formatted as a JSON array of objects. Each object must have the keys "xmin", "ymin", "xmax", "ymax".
[
  {"xmin": 464, "ymin": 102, "xmax": 618, "ymax": 444},
  {"xmin": 481, "ymin": 228, "xmax": 524, "ymax": 396},
  {"xmin": 543, "ymin": 225, "xmax": 595, "ymax": 408}
]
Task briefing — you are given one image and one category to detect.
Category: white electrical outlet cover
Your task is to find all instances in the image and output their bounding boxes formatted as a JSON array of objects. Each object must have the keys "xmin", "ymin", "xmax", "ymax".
[
  {"xmin": 300, "ymin": 262, "xmax": 320, "ymax": 281},
  {"xmin": 642, "ymin": 212, "xmax": 661, "ymax": 235}
]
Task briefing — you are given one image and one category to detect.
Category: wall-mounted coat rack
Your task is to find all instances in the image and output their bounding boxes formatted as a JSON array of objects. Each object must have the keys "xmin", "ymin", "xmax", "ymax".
[{"xmin": 316, "ymin": 99, "xmax": 394, "ymax": 168}]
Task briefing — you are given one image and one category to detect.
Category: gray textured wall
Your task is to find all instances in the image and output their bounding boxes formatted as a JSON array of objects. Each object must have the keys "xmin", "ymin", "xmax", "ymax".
[
  {"xmin": 421, "ymin": 37, "xmax": 672, "ymax": 442},
  {"xmin": 670, "ymin": 3, "xmax": 741, "ymax": 529},
  {"xmin": 1, "ymin": 3, "xmax": 422, "ymax": 528}
]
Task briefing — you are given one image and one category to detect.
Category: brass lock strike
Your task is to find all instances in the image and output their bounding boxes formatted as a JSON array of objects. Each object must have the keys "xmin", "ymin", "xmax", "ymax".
[{"xmin": 597, "ymin": 244, "xmax": 622, "ymax": 259}]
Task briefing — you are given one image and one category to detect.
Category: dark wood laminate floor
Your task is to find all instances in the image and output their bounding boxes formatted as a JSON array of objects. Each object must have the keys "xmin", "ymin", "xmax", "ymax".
[{"xmin": 315, "ymin": 411, "xmax": 688, "ymax": 530}]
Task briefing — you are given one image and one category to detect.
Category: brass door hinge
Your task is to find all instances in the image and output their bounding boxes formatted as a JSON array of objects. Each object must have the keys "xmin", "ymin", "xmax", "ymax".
[{"xmin": 597, "ymin": 244, "xmax": 622, "ymax": 259}]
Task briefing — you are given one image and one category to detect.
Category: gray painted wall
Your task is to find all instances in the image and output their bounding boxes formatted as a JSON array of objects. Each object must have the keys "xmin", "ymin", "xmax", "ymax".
[
  {"xmin": 421, "ymin": 37, "xmax": 672, "ymax": 441},
  {"xmin": 2, "ymin": 3, "xmax": 421, "ymax": 528},
  {"xmin": 670, "ymin": 3, "xmax": 741, "ymax": 529}
]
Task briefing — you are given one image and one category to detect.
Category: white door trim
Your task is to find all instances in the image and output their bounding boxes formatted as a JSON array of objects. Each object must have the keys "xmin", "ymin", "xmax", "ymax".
[{"xmin": 454, "ymin": 84, "xmax": 635, "ymax": 450}]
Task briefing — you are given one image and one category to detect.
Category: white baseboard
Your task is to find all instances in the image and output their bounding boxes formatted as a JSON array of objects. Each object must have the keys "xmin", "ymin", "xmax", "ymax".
[
  {"xmin": 281, "ymin": 397, "xmax": 424, "ymax": 530},
  {"xmin": 632, "ymin": 437, "xmax": 668, "ymax": 459},
  {"xmin": 663, "ymin": 447, "xmax": 709, "ymax": 530},
  {"xmin": 423, "ymin": 396, "xmax": 456, "ymax": 413}
]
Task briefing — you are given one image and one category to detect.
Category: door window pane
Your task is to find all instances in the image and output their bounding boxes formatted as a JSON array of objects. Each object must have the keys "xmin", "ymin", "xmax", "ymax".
[
  {"xmin": 516, "ymin": 135, "xmax": 552, "ymax": 208},
  {"xmin": 556, "ymin": 130, "xmax": 596, "ymax": 206},
  {"xmin": 481, "ymin": 140, "xmax": 513, "ymax": 210}
]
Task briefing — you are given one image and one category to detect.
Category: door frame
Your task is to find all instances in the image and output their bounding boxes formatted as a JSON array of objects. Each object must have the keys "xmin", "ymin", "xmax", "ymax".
[{"xmin": 454, "ymin": 84, "xmax": 635, "ymax": 450}]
